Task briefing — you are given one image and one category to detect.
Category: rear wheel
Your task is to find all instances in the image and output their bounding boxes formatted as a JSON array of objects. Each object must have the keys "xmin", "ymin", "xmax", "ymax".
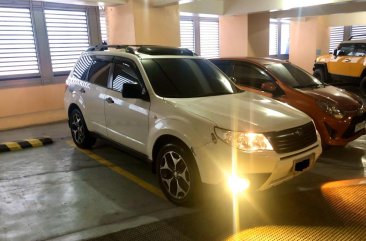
[
  {"xmin": 313, "ymin": 68, "xmax": 325, "ymax": 82},
  {"xmin": 69, "ymin": 108, "xmax": 96, "ymax": 149},
  {"xmin": 156, "ymin": 143, "xmax": 201, "ymax": 206}
]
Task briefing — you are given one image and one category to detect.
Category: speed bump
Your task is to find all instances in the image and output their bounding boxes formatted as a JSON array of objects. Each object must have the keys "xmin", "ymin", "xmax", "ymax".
[{"xmin": 0, "ymin": 137, "xmax": 53, "ymax": 153}]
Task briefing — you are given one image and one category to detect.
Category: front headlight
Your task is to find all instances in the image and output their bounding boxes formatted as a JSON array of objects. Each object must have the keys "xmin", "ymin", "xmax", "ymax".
[
  {"xmin": 317, "ymin": 100, "xmax": 344, "ymax": 119},
  {"xmin": 214, "ymin": 127, "xmax": 273, "ymax": 151}
]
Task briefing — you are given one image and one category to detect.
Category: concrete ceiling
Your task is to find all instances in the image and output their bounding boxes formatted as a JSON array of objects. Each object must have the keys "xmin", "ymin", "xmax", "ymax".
[{"xmin": 35, "ymin": 0, "xmax": 366, "ymax": 15}]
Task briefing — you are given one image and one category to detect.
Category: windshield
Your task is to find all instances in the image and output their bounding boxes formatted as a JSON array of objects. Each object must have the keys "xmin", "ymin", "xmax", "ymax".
[
  {"xmin": 266, "ymin": 63, "xmax": 323, "ymax": 88},
  {"xmin": 142, "ymin": 58, "xmax": 240, "ymax": 98}
]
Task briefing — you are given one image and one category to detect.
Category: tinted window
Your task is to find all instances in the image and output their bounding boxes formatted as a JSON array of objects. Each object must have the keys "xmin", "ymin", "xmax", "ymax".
[
  {"xmin": 266, "ymin": 63, "xmax": 322, "ymax": 88},
  {"xmin": 233, "ymin": 63, "xmax": 272, "ymax": 89},
  {"xmin": 73, "ymin": 55, "xmax": 93, "ymax": 81},
  {"xmin": 142, "ymin": 58, "xmax": 239, "ymax": 98},
  {"xmin": 88, "ymin": 59, "xmax": 111, "ymax": 87},
  {"xmin": 211, "ymin": 60, "xmax": 233, "ymax": 76},
  {"xmin": 112, "ymin": 61, "xmax": 140, "ymax": 92},
  {"xmin": 337, "ymin": 43, "xmax": 355, "ymax": 56}
]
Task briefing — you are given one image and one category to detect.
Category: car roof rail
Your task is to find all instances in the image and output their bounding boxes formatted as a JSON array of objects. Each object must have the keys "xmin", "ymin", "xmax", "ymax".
[
  {"xmin": 86, "ymin": 43, "xmax": 195, "ymax": 56},
  {"xmin": 348, "ymin": 34, "xmax": 366, "ymax": 40}
]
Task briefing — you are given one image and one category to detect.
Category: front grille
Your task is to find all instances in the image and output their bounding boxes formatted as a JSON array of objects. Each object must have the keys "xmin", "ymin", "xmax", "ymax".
[
  {"xmin": 265, "ymin": 122, "xmax": 317, "ymax": 154},
  {"xmin": 342, "ymin": 112, "xmax": 366, "ymax": 138}
]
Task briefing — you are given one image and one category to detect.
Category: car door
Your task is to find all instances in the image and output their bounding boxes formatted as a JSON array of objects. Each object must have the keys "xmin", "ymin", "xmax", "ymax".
[
  {"xmin": 348, "ymin": 43, "xmax": 366, "ymax": 78},
  {"xmin": 232, "ymin": 62, "xmax": 275, "ymax": 98},
  {"xmin": 328, "ymin": 43, "xmax": 355, "ymax": 77},
  {"xmin": 104, "ymin": 58, "xmax": 150, "ymax": 153},
  {"xmin": 81, "ymin": 55, "xmax": 113, "ymax": 137}
]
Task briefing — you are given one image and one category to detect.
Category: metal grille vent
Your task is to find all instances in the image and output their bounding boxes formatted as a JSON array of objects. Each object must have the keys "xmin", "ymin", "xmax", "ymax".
[
  {"xmin": 200, "ymin": 20, "xmax": 219, "ymax": 58},
  {"xmin": 180, "ymin": 20, "xmax": 195, "ymax": 53},
  {"xmin": 265, "ymin": 122, "xmax": 317, "ymax": 154},
  {"xmin": 0, "ymin": 7, "xmax": 39, "ymax": 77},
  {"xmin": 45, "ymin": 9, "xmax": 90, "ymax": 72},
  {"xmin": 329, "ymin": 26, "xmax": 344, "ymax": 53},
  {"xmin": 351, "ymin": 25, "xmax": 366, "ymax": 40}
]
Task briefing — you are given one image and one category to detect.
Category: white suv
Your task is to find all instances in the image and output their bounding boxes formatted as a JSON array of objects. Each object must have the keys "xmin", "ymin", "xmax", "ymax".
[{"xmin": 64, "ymin": 45, "xmax": 322, "ymax": 205}]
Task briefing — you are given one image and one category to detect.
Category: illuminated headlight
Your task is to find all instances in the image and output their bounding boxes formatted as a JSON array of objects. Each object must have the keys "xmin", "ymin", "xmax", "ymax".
[
  {"xmin": 228, "ymin": 175, "xmax": 250, "ymax": 193},
  {"xmin": 214, "ymin": 127, "xmax": 273, "ymax": 151},
  {"xmin": 317, "ymin": 100, "xmax": 344, "ymax": 119}
]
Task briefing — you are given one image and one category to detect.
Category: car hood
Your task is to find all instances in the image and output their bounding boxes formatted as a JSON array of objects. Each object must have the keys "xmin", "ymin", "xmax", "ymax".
[
  {"xmin": 298, "ymin": 85, "xmax": 362, "ymax": 111},
  {"xmin": 166, "ymin": 92, "xmax": 311, "ymax": 133}
]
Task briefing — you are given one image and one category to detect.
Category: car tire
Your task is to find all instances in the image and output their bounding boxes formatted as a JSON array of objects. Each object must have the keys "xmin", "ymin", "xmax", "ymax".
[
  {"xmin": 69, "ymin": 108, "xmax": 96, "ymax": 149},
  {"xmin": 360, "ymin": 77, "xmax": 366, "ymax": 97},
  {"xmin": 313, "ymin": 68, "xmax": 325, "ymax": 82},
  {"xmin": 156, "ymin": 142, "xmax": 201, "ymax": 206}
]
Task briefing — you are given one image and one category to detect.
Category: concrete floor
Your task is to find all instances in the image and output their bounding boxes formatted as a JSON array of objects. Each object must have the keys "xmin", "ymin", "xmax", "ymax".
[{"xmin": 0, "ymin": 121, "xmax": 365, "ymax": 241}]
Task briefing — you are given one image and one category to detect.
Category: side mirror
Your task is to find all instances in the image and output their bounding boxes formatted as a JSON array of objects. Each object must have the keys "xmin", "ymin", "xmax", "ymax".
[
  {"xmin": 261, "ymin": 82, "xmax": 277, "ymax": 93},
  {"xmin": 333, "ymin": 49, "xmax": 338, "ymax": 56},
  {"xmin": 122, "ymin": 83, "xmax": 144, "ymax": 99}
]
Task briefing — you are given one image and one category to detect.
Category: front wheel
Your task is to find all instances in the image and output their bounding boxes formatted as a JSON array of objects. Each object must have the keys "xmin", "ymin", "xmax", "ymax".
[
  {"xmin": 313, "ymin": 68, "xmax": 325, "ymax": 82},
  {"xmin": 156, "ymin": 143, "xmax": 201, "ymax": 206},
  {"xmin": 69, "ymin": 108, "xmax": 96, "ymax": 149}
]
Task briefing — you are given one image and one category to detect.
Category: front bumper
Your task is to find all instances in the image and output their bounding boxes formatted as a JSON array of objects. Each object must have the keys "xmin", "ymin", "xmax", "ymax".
[
  {"xmin": 316, "ymin": 112, "xmax": 366, "ymax": 146},
  {"xmin": 193, "ymin": 133, "xmax": 322, "ymax": 191}
]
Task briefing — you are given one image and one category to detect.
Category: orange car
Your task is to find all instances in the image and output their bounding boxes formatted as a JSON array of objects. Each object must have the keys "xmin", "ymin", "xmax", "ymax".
[{"xmin": 211, "ymin": 58, "xmax": 366, "ymax": 147}]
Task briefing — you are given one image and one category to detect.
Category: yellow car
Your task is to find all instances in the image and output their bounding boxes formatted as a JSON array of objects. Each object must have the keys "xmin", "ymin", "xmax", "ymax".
[{"xmin": 313, "ymin": 39, "xmax": 366, "ymax": 96}]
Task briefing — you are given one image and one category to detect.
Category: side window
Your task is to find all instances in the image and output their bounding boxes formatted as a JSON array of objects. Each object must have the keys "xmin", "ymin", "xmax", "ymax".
[
  {"xmin": 233, "ymin": 63, "xmax": 272, "ymax": 90},
  {"xmin": 72, "ymin": 55, "xmax": 93, "ymax": 81},
  {"xmin": 112, "ymin": 61, "xmax": 140, "ymax": 92},
  {"xmin": 87, "ymin": 59, "xmax": 112, "ymax": 87}
]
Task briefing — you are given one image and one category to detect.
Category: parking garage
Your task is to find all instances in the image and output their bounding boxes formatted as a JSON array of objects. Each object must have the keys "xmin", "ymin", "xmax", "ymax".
[{"xmin": 1, "ymin": 0, "xmax": 366, "ymax": 241}]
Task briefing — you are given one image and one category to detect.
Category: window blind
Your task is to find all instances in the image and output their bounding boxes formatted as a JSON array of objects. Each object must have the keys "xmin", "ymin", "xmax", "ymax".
[
  {"xmin": 329, "ymin": 26, "xmax": 344, "ymax": 53},
  {"xmin": 180, "ymin": 20, "xmax": 195, "ymax": 52},
  {"xmin": 200, "ymin": 20, "xmax": 219, "ymax": 58}
]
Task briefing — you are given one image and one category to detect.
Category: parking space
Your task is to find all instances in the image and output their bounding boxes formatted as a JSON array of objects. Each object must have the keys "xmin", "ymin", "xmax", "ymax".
[{"xmin": 0, "ymin": 122, "xmax": 365, "ymax": 241}]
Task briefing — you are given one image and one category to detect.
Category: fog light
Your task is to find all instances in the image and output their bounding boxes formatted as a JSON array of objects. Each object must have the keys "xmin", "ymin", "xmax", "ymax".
[{"xmin": 228, "ymin": 175, "xmax": 250, "ymax": 193}]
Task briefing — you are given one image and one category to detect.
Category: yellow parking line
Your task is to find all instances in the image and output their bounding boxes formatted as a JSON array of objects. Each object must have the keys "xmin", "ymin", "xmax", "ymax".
[{"xmin": 66, "ymin": 141, "xmax": 166, "ymax": 200}]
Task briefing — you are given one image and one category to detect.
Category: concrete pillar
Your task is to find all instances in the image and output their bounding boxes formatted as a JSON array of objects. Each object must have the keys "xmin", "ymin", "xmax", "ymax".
[
  {"xmin": 219, "ymin": 15, "xmax": 248, "ymax": 57},
  {"xmin": 289, "ymin": 16, "xmax": 329, "ymax": 73},
  {"xmin": 247, "ymin": 12, "xmax": 270, "ymax": 57},
  {"xmin": 106, "ymin": 0, "xmax": 180, "ymax": 47}
]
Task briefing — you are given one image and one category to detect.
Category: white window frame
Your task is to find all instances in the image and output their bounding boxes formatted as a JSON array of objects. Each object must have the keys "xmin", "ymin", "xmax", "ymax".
[
  {"xmin": 0, "ymin": 0, "xmax": 103, "ymax": 88},
  {"xmin": 180, "ymin": 14, "xmax": 219, "ymax": 58},
  {"xmin": 269, "ymin": 19, "xmax": 290, "ymax": 60}
]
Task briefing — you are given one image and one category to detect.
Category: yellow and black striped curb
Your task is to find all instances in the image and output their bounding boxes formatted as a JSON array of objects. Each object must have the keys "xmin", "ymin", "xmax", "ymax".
[{"xmin": 0, "ymin": 137, "xmax": 53, "ymax": 153}]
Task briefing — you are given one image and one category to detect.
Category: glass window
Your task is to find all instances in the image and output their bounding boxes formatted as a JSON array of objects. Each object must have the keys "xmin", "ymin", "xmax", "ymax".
[
  {"xmin": 266, "ymin": 63, "xmax": 322, "ymax": 88},
  {"xmin": 142, "ymin": 58, "xmax": 239, "ymax": 98},
  {"xmin": 112, "ymin": 62, "xmax": 139, "ymax": 92},
  {"xmin": 72, "ymin": 55, "xmax": 93, "ymax": 80},
  {"xmin": 88, "ymin": 59, "xmax": 111, "ymax": 87},
  {"xmin": 233, "ymin": 63, "xmax": 272, "ymax": 89},
  {"xmin": 329, "ymin": 26, "xmax": 344, "ymax": 53},
  {"xmin": 337, "ymin": 43, "xmax": 355, "ymax": 56}
]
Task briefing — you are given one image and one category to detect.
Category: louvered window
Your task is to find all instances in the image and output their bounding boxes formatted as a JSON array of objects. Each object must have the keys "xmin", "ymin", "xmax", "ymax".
[
  {"xmin": 0, "ymin": 7, "xmax": 39, "ymax": 77},
  {"xmin": 269, "ymin": 23, "xmax": 278, "ymax": 55},
  {"xmin": 44, "ymin": 9, "xmax": 90, "ymax": 72},
  {"xmin": 351, "ymin": 25, "xmax": 366, "ymax": 40},
  {"xmin": 180, "ymin": 20, "xmax": 195, "ymax": 52},
  {"xmin": 179, "ymin": 14, "xmax": 219, "ymax": 58},
  {"xmin": 329, "ymin": 26, "xmax": 344, "ymax": 53},
  {"xmin": 200, "ymin": 20, "xmax": 219, "ymax": 58},
  {"xmin": 99, "ymin": 8, "xmax": 108, "ymax": 43}
]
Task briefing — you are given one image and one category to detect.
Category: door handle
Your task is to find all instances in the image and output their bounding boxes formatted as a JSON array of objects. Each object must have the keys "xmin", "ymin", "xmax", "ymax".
[
  {"xmin": 79, "ymin": 88, "xmax": 86, "ymax": 93},
  {"xmin": 343, "ymin": 59, "xmax": 351, "ymax": 63},
  {"xmin": 105, "ymin": 97, "xmax": 114, "ymax": 104}
]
